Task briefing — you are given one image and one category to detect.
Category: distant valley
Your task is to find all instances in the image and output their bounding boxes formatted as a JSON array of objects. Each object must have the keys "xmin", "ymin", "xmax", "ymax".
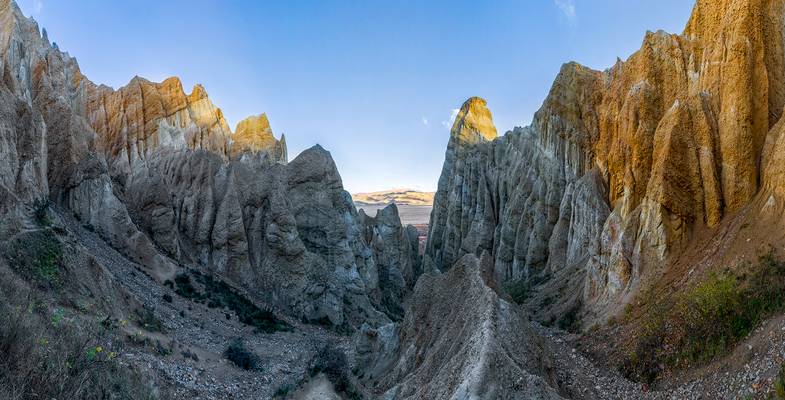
[
  {"xmin": 352, "ymin": 189, "xmax": 435, "ymax": 206},
  {"xmin": 352, "ymin": 189, "xmax": 433, "ymax": 227}
]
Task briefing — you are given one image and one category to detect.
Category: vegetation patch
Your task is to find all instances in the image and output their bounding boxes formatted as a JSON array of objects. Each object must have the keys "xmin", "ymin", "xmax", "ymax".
[
  {"xmin": 273, "ymin": 383, "xmax": 295, "ymax": 398},
  {"xmin": 4, "ymin": 229, "xmax": 63, "ymax": 289},
  {"xmin": 33, "ymin": 197, "xmax": 51, "ymax": 226},
  {"xmin": 173, "ymin": 271, "xmax": 291, "ymax": 333},
  {"xmin": 775, "ymin": 363, "xmax": 785, "ymax": 400},
  {"xmin": 557, "ymin": 300, "xmax": 582, "ymax": 332},
  {"xmin": 224, "ymin": 338, "xmax": 262, "ymax": 371},
  {"xmin": 309, "ymin": 344, "xmax": 363, "ymax": 400},
  {"xmin": 503, "ymin": 273, "xmax": 551, "ymax": 305},
  {"xmin": 134, "ymin": 306, "xmax": 165, "ymax": 333},
  {"xmin": 0, "ymin": 297, "xmax": 156, "ymax": 399},
  {"xmin": 621, "ymin": 252, "xmax": 785, "ymax": 384}
]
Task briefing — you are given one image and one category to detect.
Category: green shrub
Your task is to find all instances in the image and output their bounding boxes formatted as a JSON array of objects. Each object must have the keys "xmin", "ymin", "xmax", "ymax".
[
  {"xmin": 5, "ymin": 230, "xmax": 62, "ymax": 289},
  {"xmin": 557, "ymin": 301, "xmax": 582, "ymax": 332},
  {"xmin": 135, "ymin": 306, "xmax": 165, "ymax": 333},
  {"xmin": 0, "ymin": 300, "xmax": 156, "ymax": 399},
  {"xmin": 503, "ymin": 273, "xmax": 551, "ymax": 305},
  {"xmin": 775, "ymin": 363, "xmax": 785, "ymax": 399},
  {"xmin": 676, "ymin": 273, "xmax": 746, "ymax": 363},
  {"xmin": 273, "ymin": 383, "xmax": 295, "ymax": 398},
  {"xmin": 174, "ymin": 271, "xmax": 291, "ymax": 333},
  {"xmin": 174, "ymin": 273, "xmax": 200, "ymax": 299},
  {"xmin": 32, "ymin": 198, "xmax": 51, "ymax": 226},
  {"xmin": 310, "ymin": 344, "xmax": 362, "ymax": 399},
  {"xmin": 224, "ymin": 339, "xmax": 262, "ymax": 371},
  {"xmin": 622, "ymin": 252, "xmax": 785, "ymax": 384}
]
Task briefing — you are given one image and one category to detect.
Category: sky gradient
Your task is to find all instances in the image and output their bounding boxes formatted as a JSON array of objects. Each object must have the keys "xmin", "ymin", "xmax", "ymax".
[{"xmin": 17, "ymin": 0, "xmax": 695, "ymax": 193}]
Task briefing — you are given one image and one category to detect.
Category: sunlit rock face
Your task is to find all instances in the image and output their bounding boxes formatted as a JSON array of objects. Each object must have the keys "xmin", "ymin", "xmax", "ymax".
[
  {"xmin": 426, "ymin": 0, "xmax": 785, "ymax": 321},
  {"xmin": 82, "ymin": 77, "xmax": 290, "ymax": 179},
  {"xmin": 230, "ymin": 113, "xmax": 287, "ymax": 163},
  {"xmin": 83, "ymin": 77, "xmax": 231, "ymax": 178},
  {"xmin": 0, "ymin": 0, "xmax": 416, "ymax": 330}
]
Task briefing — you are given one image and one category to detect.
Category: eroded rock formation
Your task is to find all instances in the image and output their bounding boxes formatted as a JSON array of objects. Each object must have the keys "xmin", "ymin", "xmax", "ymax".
[
  {"xmin": 426, "ymin": 0, "xmax": 785, "ymax": 322},
  {"xmin": 0, "ymin": 0, "xmax": 415, "ymax": 329},
  {"xmin": 357, "ymin": 254, "xmax": 564, "ymax": 399}
]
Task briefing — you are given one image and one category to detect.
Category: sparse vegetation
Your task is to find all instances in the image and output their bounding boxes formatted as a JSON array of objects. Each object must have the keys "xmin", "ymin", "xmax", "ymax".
[
  {"xmin": 503, "ymin": 273, "xmax": 551, "ymax": 305},
  {"xmin": 224, "ymin": 338, "xmax": 262, "ymax": 371},
  {"xmin": 173, "ymin": 271, "xmax": 291, "ymax": 333},
  {"xmin": 557, "ymin": 301, "xmax": 582, "ymax": 332},
  {"xmin": 32, "ymin": 197, "xmax": 51, "ymax": 226},
  {"xmin": 775, "ymin": 363, "xmax": 785, "ymax": 399},
  {"xmin": 621, "ymin": 252, "xmax": 785, "ymax": 384},
  {"xmin": 0, "ymin": 294, "xmax": 156, "ymax": 399},
  {"xmin": 310, "ymin": 344, "xmax": 363, "ymax": 400},
  {"xmin": 5, "ymin": 230, "xmax": 63, "ymax": 289},
  {"xmin": 135, "ymin": 306, "xmax": 165, "ymax": 333},
  {"xmin": 273, "ymin": 383, "xmax": 295, "ymax": 398}
]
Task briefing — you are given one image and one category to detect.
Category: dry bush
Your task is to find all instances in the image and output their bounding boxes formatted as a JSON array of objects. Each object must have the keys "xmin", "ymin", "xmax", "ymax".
[{"xmin": 0, "ymin": 274, "xmax": 157, "ymax": 399}]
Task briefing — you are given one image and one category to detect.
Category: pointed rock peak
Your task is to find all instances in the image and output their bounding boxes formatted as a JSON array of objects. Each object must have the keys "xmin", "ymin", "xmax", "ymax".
[
  {"xmin": 378, "ymin": 203, "xmax": 401, "ymax": 224},
  {"xmin": 160, "ymin": 76, "xmax": 182, "ymax": 87},
  {"xmin": 188, "ymin": 83, "xmax": 209, "ymax": 100},
  {"xmin": 310, "ymin": 143, "xmax": 327, "ymax": 153},
  {"xmin": 451, "ymin": 97, "xmax": 498, "ymax": 145},
  {"xmin": 230, "ymin": 113, "xmax": 287, "ymax": 163},
  {"xmin": 235, "ymin": 113, "xmax": 273, "ymax": 139}
]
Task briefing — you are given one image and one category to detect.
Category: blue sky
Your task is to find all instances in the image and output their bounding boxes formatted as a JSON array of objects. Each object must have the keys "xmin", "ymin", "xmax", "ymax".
[{"xmin": 17, "ymin": 0, "xmax": 694, "ymax": 193}]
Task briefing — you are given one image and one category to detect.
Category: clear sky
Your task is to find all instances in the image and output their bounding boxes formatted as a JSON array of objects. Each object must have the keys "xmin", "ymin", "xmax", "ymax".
[{"xmin": 17, "ymin": 0, "xmax": 694, "ymax": 193}]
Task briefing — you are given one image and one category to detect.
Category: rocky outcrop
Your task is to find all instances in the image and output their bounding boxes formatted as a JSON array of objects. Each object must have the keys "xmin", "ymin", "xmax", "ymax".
[
  {"xmin": 426, "ymin": 0, "xmax": 785, "ymax": 322},
  {"xmin": 230, "ymin": 113, "xmax": 287, "ymax": 163},
  {"xmin": 358, "ymin": 204, "xmax": 421, "ymax": 320},
  {"xmin": 0, "ymin": 0, "xmax": 416, "ymax": 330}
]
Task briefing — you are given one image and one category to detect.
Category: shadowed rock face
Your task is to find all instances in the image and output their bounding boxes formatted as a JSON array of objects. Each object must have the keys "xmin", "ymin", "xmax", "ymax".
[
  {"xmin": 0, "ymin": 0, "xmax": 416, "ymax": 329},
  {"xmin": 426, "ymin": 0, "xmax": 785, "ymax": 322},
  {"xmin": 357, "ymin": 204, "xmax": 422, "ymax": 321}
]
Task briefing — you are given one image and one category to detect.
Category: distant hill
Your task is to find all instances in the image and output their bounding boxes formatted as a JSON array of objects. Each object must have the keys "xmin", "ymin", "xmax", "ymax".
[{"xmin": 352, "ymin": 189, "xmax": 435, "ymax": 206}]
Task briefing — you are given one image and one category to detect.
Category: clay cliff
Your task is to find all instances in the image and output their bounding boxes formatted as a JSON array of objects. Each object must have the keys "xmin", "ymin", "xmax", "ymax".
[
  {"xmin": 426, "ymin": 0, "xmax": 785, "ymax": 323},
  {"xmin": 0, "ymin": 0, "xmax": 417, "ymax": 331}
]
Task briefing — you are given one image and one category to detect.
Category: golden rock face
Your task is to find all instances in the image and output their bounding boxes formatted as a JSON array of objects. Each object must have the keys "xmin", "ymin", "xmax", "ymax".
[
  {"xmin": 83, "ymin": 77, "xmax": 287, "ymax": 172},
  {"xmin": 428, "ymin": 0, "xmax": 785, "ymax": 319},
  {"xmin": 553, "ymin": 0, "xmax": 785, "ymax": 312},
  {"xmin": 230, "ymin": 114, "xmax": 287, "ymax": 162},
  {"xmin": 450, "ymin": 97, "xmax": 498, "ymax": 145},
  {"xmin": 544, "ymin": 0, "xmax": 785, "ymax": 227}
]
